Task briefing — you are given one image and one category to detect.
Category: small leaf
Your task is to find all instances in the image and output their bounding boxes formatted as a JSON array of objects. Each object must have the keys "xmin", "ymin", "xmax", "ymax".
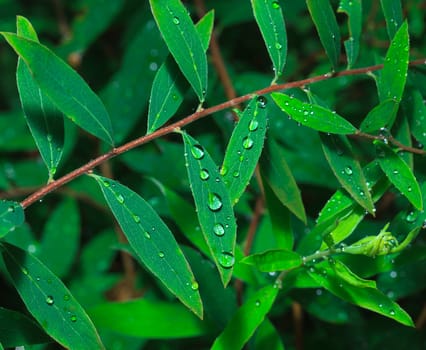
[
  {"xmin": 375, "ymin": 142, "xmax": 423, "ymax": 210},
  {"xmin": 91, "ymin": 175, "xmax": 203, "ymax": 318},
  {"xmin": 148, "ymin": 11, "xmax": 214, "ymax": 133},
  {"xmin": 0, "ymin": 242, "xmax": 104, "ymax": 349},
  {"xmin": 378, "ymin": 21, "xmax": 409, "ymax": 103},
  {"xmin": 221, "ymin": 96, "xmax": 268, "ymax": 205},
  {"xmin": 338, "ymin": 0, "xmax": 362, "ymax": 68},
  {"xmin": 241, "ymin": 249, "xmax": 302, "ymax": 272},
  {"xmin": 307, "ymin": 262, "xmax": 414, "ymax": 327},
  {"xmin": 251, "ymin": 0, "xmax": 287, "ymax": 81},
  {"xmin": 16, "ymin": 16, "xmax": 64, "ymax": 181},
  {"xmin": 272, "ymin": 93, "xmax": 357, "ymax": 134},
  {"xmin": 260, "ymin": 137, "xmax": 306, "ymax": 223},
  {"xmin": 0, "ymin": 200, "xmax": 24, "ymax": 238},
  {"xmin": 149, "ymin": 0, "xmax": 208, "ymax": 102},
  {"xmin": 1, "ymin": 33, "xmax": 114, "ymax": 145},
  {"xmin": 253, "ymin": 319, "xmax": 285, "ymax": 350},
  {"xmin": 380, "ymin": 0, "xmax": 403, "ymax": 39},
  {"xmin": 320, "ymin": 134, "xmax": 374, "ymax": 214},
  {"xmin": 182, "ymin": 132, "xmax": 237, "ymax": 286},
  {"xmin": 211, "ymin": 284, "xmax": 279, "ymax": 350},
  {"xmin": 360, "ymin": 99, "xmax": 399, "ymax": 132},
  {"xmin": 306, "ymin": 0, "xmax": 341, "ymax": 70}
]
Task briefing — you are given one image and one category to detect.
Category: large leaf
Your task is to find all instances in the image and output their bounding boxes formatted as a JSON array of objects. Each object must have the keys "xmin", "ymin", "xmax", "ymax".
[
  {"xmin": 272, "ymin": 93, "xmax": 357, "ymax": 134},
  {"xmin": 338, "ymin": 0, "xmax": 362, "ymax": 68},
  {"xmin": 221, "ymin": 96, "xmax": 268, "ymax": 205},
  {"xmin": 380, "ymin": 0, "xmax": 403, "ymax": 39},
  {"xmin": 0, "ymin": 200, "xmax": 24, "ymax": 238},
  {"xmin": 16, "ymin": 16, "xmax": 64, "ymax": 181},
  {"xmin": 251, "ymin": 0, "xmax": 287, "ymax": 81},
  {"xmin": 306, "ymin": 0, "xmax": 341, "ymax": 70},
  {"xmin": 148, "ymin": 11, "xmax": 214, "ymax": 133},
  {"xmin": 0, "ymin": 33, "xmax": 114, "ymax": 145},
  {"xmin": 149, "ymin": 0, "xmax": 208, "ymax": 102},
  {"xmin": 182, "ymin": 132, "xmax": 237, "ymax": 286},
  {"xmin": 91, "ymin": 175, "xmax": 203, "ymax": 318},
  {"xmin": 0, "ymin": 242, "xmax": 104, "ymax": 349}
]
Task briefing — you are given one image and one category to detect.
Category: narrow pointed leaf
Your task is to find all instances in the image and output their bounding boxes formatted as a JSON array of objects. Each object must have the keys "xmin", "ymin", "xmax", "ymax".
[
  {"xmin": 307, "ymin": 262, "xmax": 414, "ymax": 327},
  {"xmin": 380, "ymin": 0, "xmax": 403, "ymax": 39},
  {"xmin": 402, "ymin": 88, "xmax": 426, "ymax": 146},
  {"xmin": 360, "ymin": 99, "xmax": 399, "ymax": 132},
  {"xmin": 149, "ymin": 0, "xmax": 208, "ymax": 102},
  {"xmin": 1, "ymin": 33, "xmax": 114, "ymax": 145},
  {"xmin": 320, "ymin": 134, "xmax": 374, "ymax": 214},
  {"xmin": 251, "ymin": 0, "xmax": 287, "ymax": 80},
  {"xmin": 221, "ymin": 96, "xmax": 268, "ymax": 205},
  {"xmin": 378, "ymin": 21, "xmax": 409, "ymax": 103},
  {"xmin": 272, "ymin": 93, "xmax": 357, "ymax": 134},
  {"xmin": 375, "ymin": 142, "xmax": 422, "ymax": 210},
  {"xmin": 16, "ymin": 16, "xmax": 64, "ymax": 181},
  {"xmin": 306, "ymin": 0, "xmax": 341, "ymax": 70},
  {"xmin": 91, "ymin": 175, "xmax": 203, "ymax": 317},
  {"xmin": 241, "ymin": 249, "xmax": 302, "ymax": 272},
  {"xmin": 182, "ymin": 132, "xmax": 236, "ymax": 286},
  {"xmin": 260, "ymin": 138, "xmax": 306, "ymax": 223},
  {"xmin": 338, "ymin": 0, "xmax": 362, "ymax": 68},
  {"xmin": 211, "ymin": 284, "xmax": 279, "ymax": 350},
  {"xmin": 0, "ymin": 200, "xmax": 24, "ymax": 238},
  {"xmin": 254, "ymin": 319, "xmax": 285, "ymax": 350},
  {"xmin": 0, "ymin": 242, "xmax": 104, "ymax": 349},
  {"xmin": 148, "ymin": 11, "xmax": 214, "ymax": 133}
]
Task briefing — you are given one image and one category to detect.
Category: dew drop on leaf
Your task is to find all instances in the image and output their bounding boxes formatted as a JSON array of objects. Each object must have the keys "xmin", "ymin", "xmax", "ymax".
[
  {"xmin": 46, "ymin": 296, "xmax": 54, "ymax": 305},
  {"xmin": 208, "ymin": 193, "xmax": 223, "ymax": 211},
  {"xmin": 158, "ymin": 251, "xmax": 165, "ymax": 258},
  {"xmin": 70, "ymin": 315, "xmax": 77, "ymax": 322},
  {"xmin": 213, "ymin": 223, "xmax": 225, "ymax": 236},
  {"xmin": 200, "ymin": 169, "xmax": 210, "ymax": 180},
  {"xmin": 63, "ymin": 294, "xmax": 70, "ymax": 301},
  {"xmin": 191, "ymin": 281, "xmax": 199, "ymax": 291},
  {"xmin": 405, "ymin": 211, "xmax": 417, "ymax": 223},
  {"xmin": 256, "ymin": 95, "xmax": 267, "ymax": 108},
  {"xmin": 218, "ymin": 252, "xmax": 235, "ymax": 268},
  {"xmin": 144, "ymin": 231, "xmax": 151, "ymax": 239},
  {"xmin": 132, "ymin": 214, "xmax": 141, "ymax": 223},
  {"xmin": 173, "ymin": 16, "xmax": 180, "ymax": 25},
  {"xmin": 275, "ymin": 43, "xmax": 282, "ymax": 50},
  {"xmin": 344, "ymin": 166, "xmax": 353, "ymax": 175},
  {"xmin": 248, "ymin": 120, "xmax": 259, "ymax": 131},
  {"xmin": 116, "ymin": 194, "xmax": 125, "ymax": 204},
  {"xmin": 232, "ymin": 171, "xmax": 240, "ymax": 178},
  {"xmin": 272, "ymin": 0, "xmax": 280, "ymax": 9},
  {"xmin": 242, "ymin": 137, "xmax": 254, "ymax": 149},
  {"xmin": 255, "ymin": 300, "xmax": 261, "ymax": 307},
  {"xmin": 191, "ymin": 145, "xmax": 205, "ymax": 159}
]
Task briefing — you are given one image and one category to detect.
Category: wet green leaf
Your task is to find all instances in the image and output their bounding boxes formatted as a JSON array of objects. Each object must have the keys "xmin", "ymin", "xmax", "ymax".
[
  {"xmin": 16, "ymin": 16, "xmax": 64, "ymax": 181},
  {"xmin": 272, "ymin": 93, "xmax": 357, "ymax": 134},
  {"xmin": 0, "ymin": 33, "xmax": 114, "ymax": 145},
  {"xmin": 306, "ymin": 0, "xmax": 341, "ymax": 70},
  {"xmin": 338, "ymin": 0, "xmax": 362, "ymax": 68},
  {"xmin": 241, "ymin": 249, "xmax": 302, "ymax": 272},
  {"xmin": 0, "ymin": 242, "xmax": 104, "ymax": 349},
  {"xmin": 253, "ymin": 319, "xmax": 284, "ymax": 350},
  {"xmin": 149, "ymin": 0, "xmax": 208, "ymax": 102},
  {"xmin": 320, "ymin": 134, "xmax": 374, "ymax": 214},
  {"xmin": 182, "ymin": 132, "xmax": 237, "ymax": 286},
  {"xmin": 211, "ymin": 284, "xmax": 279, "ymax": 350},
  {"xmin": 91, "ymin": 175, "xmax": 203, "ymax": 318},
  {"xmin": 148, "ymin": 11, "xmax": 214, "ymax": 133},
  {"xmin": 360, "ymin": 99, "xmax": 399, "ymax": 133},
  {"xmin": 380, "ymin": 0, "xmax": 403, "ymax": 39},
  {"xmin": 402, "ymin": 87, "xmax": 426, "ymax": 146},
  {"xmin": 251, "ymin": 0, "xmax": 287, "ymax": 81},
  {"xmin": 221, "ymin": 96, "xmax": 268, "ymax": 205},
  {"xmin": 375, "ymin": 142, "xmax": 422, "ymax": 210},
  {"xmin": 0, "ymin": 200, "xmax": 24, "ymax": 238}
]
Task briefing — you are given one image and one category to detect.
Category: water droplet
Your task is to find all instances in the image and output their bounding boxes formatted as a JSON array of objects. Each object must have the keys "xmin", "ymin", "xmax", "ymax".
[
  {"xmin": 64, "ymin": 294, "xmax": 70, "ymax": 301},
  {"xmin": 272, "ymin": 0, "xmax": 280, "ymax": 9},
  {"xmin": 158, "ymin": 251, "xmax": 165, "ymax": 258},
  {"xmin": 22, "ymin": 268, "xmax": 28, "ymax": 275},
  {"xmin": 232, "ymin": 171, "xmax": 240, "ymax": 178},
  {"xmin": 248, "ymin": 120, "xmax": 259, "ymax": 131},
  {"xmin": 102, "ymin": 180, "xmax": 110, "ymax": 187},
  {"xmin": 191, "ymin": 145, "xmax": 205, "ymax": 159},
  {"xmin": 47, "ymin": 134, "xmax": 53, "ymax": 142},
  {"xmin": 390, "ymin": 271, "xmax": 398, "ymax": 278},
  {"xmin": 116, "ymin": 194, "xmax": 125, "ymax": 204},
  {"xmin": 144, "ymin": 231, "xmax": 151, "ymax": 239},
  {"xmin": 133, "ymin": 215, "xmax": 141, "ymax": 223},
  {"xmin": 191, "ymin": 281, "xmax": 199, "ymax": 291},
  {"xmin": 70, "ymin": 315, "xmax": 77, "ymax": 322},
  {"xmin": 213, "ymin": 223, "xmax": 225, "ymax": 236},
  {"xmin": 208, "ymin": 193, "xmax": 223, "ymax": 211},
  {"xmin": 173, "ymin": 16, "xmax": 180, "ymax": 25},
  {"xmin": 255, "ymin": 300, "xmax": 261, "ymax": 307},
  {"xmin": 389, "ymin": 309, "xmax": 395, "ymax": 316},
  {"xmin": 200, "ymin": 169, "xmax": 210, "ymax": 180},
  {"xmin": 344, "ymin": 166, "xmax": 353, "ymax": 175},
  {"xmin": 256, "ymin": 96, "xmax": 267, "ymax": 108},
  {"xmin": 242, "ymin": 137, "xmax": 254, "ymax": 149},
  {"xmin": 407, "ymin": 186, "xmax": 412, "ymax": 192},
  {"xmin": 46, "ymin": 296, "xmax": 54, "ymax": 305},
  {"xmin": 220, "ymin": 166, "xmax": 228, "ymax": 176},
  {"xmin": 378, "ymin": 303, "xmax": 383, "ymax": 308},
  {"xmin": 393, "ymin": 169, "xmax": 399, "ymax": 175},
  {"xmin": 405, "ymin": 211, "xmax": 417, "ymax": 223},
  {"xmin": 219, "ymin": 252, "xmax": 235, "ymax": 268},
  {"xmin": 275, "ymin": 42, "xmax": 282, "ymax": 50},
  {"xmin": 7, "ymin": 205, "xmax": 15, "ymax": 213}
]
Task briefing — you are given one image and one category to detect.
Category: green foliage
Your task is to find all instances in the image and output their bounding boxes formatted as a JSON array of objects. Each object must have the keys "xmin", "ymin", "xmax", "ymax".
[{"xmin": 0, "ymin": 1, "xmax": 425, "ymax": 349}]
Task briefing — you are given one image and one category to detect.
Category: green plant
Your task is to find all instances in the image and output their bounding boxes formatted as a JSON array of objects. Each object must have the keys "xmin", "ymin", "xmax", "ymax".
[{"xmin": 0, "ymin": 0, "xmax": 425, "ymax": 349}]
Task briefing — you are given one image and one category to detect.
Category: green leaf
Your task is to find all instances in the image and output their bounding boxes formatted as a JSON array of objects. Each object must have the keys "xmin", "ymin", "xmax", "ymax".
[
  {"xmin": 360, "ymin": 99, "xmax": 399, "ymax": 133},
  {"xmin": 378, "ymin": 21, "xmax": 409, "ymax": 103},
  {"xmin": 260, "ymin": 137, "xmax": 306, "ymax": 223},
  {"xmin": 91, "ymin": 175, "xmax": 203, "ymax": 318},
  {"xmin": 0, "ymin": 33, "xmax": 114, "ymax": 145},
  {"xmin": 251, "ymin": 0, "xmax": 287, "ymax": 81},
  {"xmin": 149, "ymin": 0, "xmax": 208, "ymax": 102},
  {"xmin": 306, "ymin": 0, "xmax": 341, "ymax": 70},
  {"xmin": 241, "ymin": 249, "xmax": 302, "ymax": 272},
  {"xmin": 307, "ymin": 262, "xmax": 414, "ymax": 327},
  {"xmin": 380, "ymin": 0, "xmax": 403, "ymax": 39},
  {"xmin": 0, "ymin": 242, "xmax": 104, "ymax": 349},
  {"xmin": 221, "ymin": 96, "xmax": 268, "ymax": 205},
  {"xmin": 375, "ymin": 142, "xmax": 422, "ymax": 210},
  {"xmin": 272, "ymin": 93, "xmax": 357, "ymax": 134},
  {"xmin": 0, "ymin": 200, "xmax": 24, "ymax": 238},
  {"xmin": 211, "ymin": 284, "xmax": 279, "ymax": 350},
  {"xmin": 182, "ymin": 132, "xmax": 237, "ymax": 286},
  {"xmin": 253, "ymin": 319, "xmax": 285, "ymax": 350},
  {"xmin": 0, "ymin": 307, "xmax": 51, "ymax": 348},
  {"xmin": 338, "ymin": 0, "xmax": 362, "ymax": 68},
  {"xmin": 16, "ymin": 16, "xmax": 64, "ymax": 181},
  {"xmin": 89, "ymin": 299, "xmax": 211, "ymax": 338},
  {"xmin": 320, "ymin": 134, "xmax": 374, "ymax": 214},
  {"xmin": 148, "ymin": 11, "xmax": 214, "ymax": 133},
  {"xmin": 402, "ymin": 87, "xmax": 426, "ymax": 146}
]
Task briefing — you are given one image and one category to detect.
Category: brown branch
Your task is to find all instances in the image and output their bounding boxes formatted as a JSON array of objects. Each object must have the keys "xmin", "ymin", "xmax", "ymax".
[{"xmin": 20, "ymin": 59, "xmax": 426, "ymax": 209}]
